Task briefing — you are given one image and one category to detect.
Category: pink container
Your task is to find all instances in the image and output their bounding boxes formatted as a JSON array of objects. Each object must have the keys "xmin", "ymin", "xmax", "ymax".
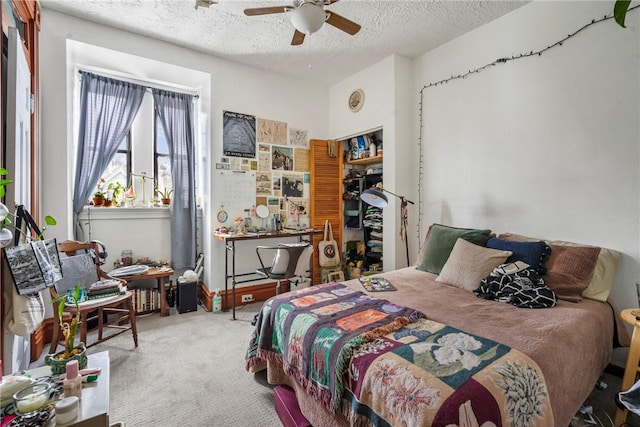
[{"xmin": 274, "ymin": 385, "xmax": 311, "ymax": 427}]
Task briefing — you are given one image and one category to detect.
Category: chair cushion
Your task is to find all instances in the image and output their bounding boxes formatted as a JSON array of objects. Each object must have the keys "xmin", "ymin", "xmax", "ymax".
[{"xmin": 56, "ymin": 254, "xmax": 99, "ymax": 294}]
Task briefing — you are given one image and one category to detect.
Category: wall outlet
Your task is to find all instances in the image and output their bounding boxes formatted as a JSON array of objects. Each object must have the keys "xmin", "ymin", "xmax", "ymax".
[{"xmin": 241, "ymin": 294, "xmax": 254, "ymax": 303}]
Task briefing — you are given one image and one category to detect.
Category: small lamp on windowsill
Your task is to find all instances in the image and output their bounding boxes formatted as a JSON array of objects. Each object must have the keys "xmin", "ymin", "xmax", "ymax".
[{"xmin": 360, "ymin": 187, "xmax": 415, "ymax": 267}]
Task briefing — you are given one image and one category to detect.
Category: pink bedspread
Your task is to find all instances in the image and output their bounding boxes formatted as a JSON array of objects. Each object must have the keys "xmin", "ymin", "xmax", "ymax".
[{"xmin": 259, "ymin": 267, "xmax": 616, "ymax": 427}]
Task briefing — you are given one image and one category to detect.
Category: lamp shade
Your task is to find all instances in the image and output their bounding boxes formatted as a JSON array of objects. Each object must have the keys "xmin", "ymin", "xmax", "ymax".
[
  {"xmin": 360, "ymin": 188, "xmax": 388, "ymax": 208},
  {"xmin": 290, "ymin": 3, "xmax": 326, "ymax": 35}
]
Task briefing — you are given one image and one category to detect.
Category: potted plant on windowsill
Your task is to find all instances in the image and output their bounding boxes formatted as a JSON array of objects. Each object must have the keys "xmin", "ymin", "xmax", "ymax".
[
  {"xmin": 45, "ymin": 284, "xmax": 87, "ymax": 375},
  {"xmin": 106, "ymin": 182, "xmax": 124, "ymax": 207},
  {"xmin": 93, "ymin": 178, "xmax": 106, "ymax": 207},
  {"xmin": 155, "ymin": 187, "xmax": 174, "ymax": 206},
  {"xmin": 93, "ymin": 191, "xmax": 105, "ymax": 207}
]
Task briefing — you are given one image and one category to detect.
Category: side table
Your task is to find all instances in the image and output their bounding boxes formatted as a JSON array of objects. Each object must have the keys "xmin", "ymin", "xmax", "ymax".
[
  {"xmin": 615, "ymin": 308, "xmax": 640, "ymax": 426},
  {"xmin": 25, "ymin": 351, "xmax": 110, "ymax": 426}
]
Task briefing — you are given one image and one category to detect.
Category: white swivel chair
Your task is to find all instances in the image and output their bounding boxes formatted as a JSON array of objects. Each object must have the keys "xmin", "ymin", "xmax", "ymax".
[{"xmin": 256, "ymin": 242, "xmax": 314, "ymax": 294}]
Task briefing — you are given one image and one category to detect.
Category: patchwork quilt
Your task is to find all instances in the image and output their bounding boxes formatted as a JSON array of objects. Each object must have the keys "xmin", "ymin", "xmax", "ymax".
[{"xmin": 246, "ymin": 283, "xmax": 554, "ymax": 427}]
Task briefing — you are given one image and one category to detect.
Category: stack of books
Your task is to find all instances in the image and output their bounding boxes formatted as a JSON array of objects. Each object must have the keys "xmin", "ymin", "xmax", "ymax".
[{"xmin": 87, "ymin": 279, "xmax": 125, "ymax": 300}]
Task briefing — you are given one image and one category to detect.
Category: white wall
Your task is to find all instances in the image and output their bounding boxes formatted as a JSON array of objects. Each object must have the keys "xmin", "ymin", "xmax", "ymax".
[
  {"xmin": 38, "ymin": 9, "xmax": 329, "ymax": 292},
  {"xmin": 329, "ymin": 54, "xmax": 417, "ymax": 271},
  {"xmin": 414, "ymin": 1, "xmax": 639, "ymax": 362}
]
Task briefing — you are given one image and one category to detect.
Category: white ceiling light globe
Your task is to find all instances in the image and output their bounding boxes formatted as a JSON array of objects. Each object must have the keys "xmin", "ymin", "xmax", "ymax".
[
  {"xmin": 0, "ymin": 227, "xmax": 13, "ymax": 248},
  {"xmin": 290, "ymin": 3, "xmax": 326, "ymax": 35},
  {"xmin": 0, "ymin": 202, "xmax": 8, "ymax": 222}
]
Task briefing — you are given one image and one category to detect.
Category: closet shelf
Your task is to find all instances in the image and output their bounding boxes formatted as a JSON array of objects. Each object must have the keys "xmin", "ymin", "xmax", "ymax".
[{"xmin": 345, "ymin": 156, "xmax": 383, "ymax": 166}]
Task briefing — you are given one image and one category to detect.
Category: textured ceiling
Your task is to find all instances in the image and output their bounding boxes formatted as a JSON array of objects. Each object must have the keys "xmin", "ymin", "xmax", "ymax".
[{"xmin": 40, "ymin": 0, "xmax": 529, "ymax": 85}]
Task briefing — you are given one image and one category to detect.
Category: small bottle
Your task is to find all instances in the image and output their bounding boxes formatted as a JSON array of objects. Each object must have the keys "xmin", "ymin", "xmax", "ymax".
[
  {"xmin": 212, "ymin": 289, "xmax": 222, "ymax": 313},
  {"xmin": 63, "ymin": 360, "xmax": 82, "ymax": 399}
]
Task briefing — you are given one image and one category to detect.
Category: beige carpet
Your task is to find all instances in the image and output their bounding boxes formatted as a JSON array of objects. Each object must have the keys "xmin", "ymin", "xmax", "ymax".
[
  {"xmin": 30, "ymin": 301, "xmax": 640, "ymax": 427},
  {"xmin": 81, "ymin": 303, "xmax": 278, "ymax": 427}
]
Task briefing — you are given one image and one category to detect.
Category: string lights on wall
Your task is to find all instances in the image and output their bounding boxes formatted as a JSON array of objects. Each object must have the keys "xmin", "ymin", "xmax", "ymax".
[{"xmin": 415, "ymin": 5, "xmax": 639, "ymax": 251}]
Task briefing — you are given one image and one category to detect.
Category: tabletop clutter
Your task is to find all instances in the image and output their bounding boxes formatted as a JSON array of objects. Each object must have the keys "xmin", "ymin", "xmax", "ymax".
[
  {"xmin": 214, "ymin": 202, "xmax": 313, "ymax": 237},
  {"xmin": 0, "ymin": 358, "xmax": 101, "ymax": 426}
]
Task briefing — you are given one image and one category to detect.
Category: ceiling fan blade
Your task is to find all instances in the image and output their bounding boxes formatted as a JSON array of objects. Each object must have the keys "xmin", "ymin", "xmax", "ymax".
[
  {"xmin": 244, "ymin": 6, "xmax": 290, "ymax": 16},
  {"xmin": 291, "ymin": 30, "xmax": 305, "ymax": 46},
  {"xmin": 325, "ymin": 11, "xmax": 361, "ymax": 35}
]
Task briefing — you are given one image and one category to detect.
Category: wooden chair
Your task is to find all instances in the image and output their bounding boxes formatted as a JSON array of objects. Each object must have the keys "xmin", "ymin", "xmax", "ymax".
[{"xmin": 49, "ymin": 240, "xmax": 138, "ymax": 353}]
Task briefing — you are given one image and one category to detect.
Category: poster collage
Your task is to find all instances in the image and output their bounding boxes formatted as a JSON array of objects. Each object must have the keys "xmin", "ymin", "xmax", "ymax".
[{"xmin": 220, "ymin": 110, "xmax": 311, "ymax": 227}]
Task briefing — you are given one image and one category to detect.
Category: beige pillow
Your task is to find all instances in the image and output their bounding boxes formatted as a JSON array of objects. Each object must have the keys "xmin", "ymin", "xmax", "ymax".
[
  {"xmin": 581, "ymin": 247, "xmax": 620, "ymax": 302},
  {"xmin": 436, "ymin": 238, "xmax": 512, "ymax": 291}
]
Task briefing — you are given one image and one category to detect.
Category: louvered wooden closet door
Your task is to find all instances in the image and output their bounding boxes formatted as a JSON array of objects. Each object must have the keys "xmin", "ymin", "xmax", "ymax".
[{"xmin": 310, "ymin": 139, "xmax": 343, "ymax": 285}]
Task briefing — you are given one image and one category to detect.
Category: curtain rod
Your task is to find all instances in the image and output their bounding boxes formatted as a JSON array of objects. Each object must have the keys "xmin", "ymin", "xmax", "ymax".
[{"xmin": 77, "ymin": 68, "xmax": 199, "ymax": 98}]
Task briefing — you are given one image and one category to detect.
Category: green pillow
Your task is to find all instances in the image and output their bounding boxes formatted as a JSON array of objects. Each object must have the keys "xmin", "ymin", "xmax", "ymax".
[{"xmin": 416, "ymin": 224, "xmax": 492, "ymax": 274}]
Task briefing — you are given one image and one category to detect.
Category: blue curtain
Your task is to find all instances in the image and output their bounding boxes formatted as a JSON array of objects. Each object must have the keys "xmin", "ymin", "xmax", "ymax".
[
  {"xmin": 152, "ymin": 89, "xmax": 197, "ymax": 270},
  {"xmin": 73, "ymin": 72, "xmax": 146, "ymax": 219}
]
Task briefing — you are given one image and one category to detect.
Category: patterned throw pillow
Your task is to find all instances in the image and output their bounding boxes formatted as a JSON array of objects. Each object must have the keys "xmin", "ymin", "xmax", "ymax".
[
  {"xmin": 416, "ymin": 224, "xmax": 492, "ymax": 274},
  {"xmin": 486, "ymin": 237, "xmax": 551, "ymax": 275}
]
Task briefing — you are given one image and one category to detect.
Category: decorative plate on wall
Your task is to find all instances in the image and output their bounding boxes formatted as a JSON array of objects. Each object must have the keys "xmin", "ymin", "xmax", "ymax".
[
  {"xmin": 348, "ymin": 89, "xmax": 365, "ymax": 113},
  {"xmin": 216, "ymin": 209, "xmax": 229, "ymax": 223}
]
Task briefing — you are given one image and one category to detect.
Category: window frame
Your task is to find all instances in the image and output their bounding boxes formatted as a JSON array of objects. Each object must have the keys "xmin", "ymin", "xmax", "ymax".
[
  {"xmin": 119, "ymin": 132, "xmax": 132, "ymax": 187},
  {"xmin": 154, "ymin": 113, "xmax": 172, "ymax": 193}
]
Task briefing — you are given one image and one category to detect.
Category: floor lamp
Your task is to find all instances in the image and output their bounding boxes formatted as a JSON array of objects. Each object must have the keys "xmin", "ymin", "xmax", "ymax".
[{"xmin": 360, "ymin": 188, "xmax": 414, "ymax": 267}]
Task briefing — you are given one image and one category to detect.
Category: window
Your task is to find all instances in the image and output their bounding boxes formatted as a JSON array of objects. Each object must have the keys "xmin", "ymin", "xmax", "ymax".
[
  {"xmin": 98, "ymin": 99, "xmax": 174, "ymax": 206},
  {"xmin": 154, "ymin": 114, "xmax": 172, "ymax": 194},
  {"xmin": 101, "ymin": 134, "xmax": 131, "ymax": 197}
]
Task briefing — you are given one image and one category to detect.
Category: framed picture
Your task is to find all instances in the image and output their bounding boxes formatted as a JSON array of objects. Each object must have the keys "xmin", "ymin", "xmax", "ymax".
[{"xmin": 223, "ymin": 111, "xmax": 256, "ymax": 158}]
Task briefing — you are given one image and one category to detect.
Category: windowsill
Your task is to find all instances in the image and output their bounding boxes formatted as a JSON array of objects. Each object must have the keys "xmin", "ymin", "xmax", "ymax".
[{"xmin": 79, "ymin": 206, "xmax": 171, "ymax": 220}]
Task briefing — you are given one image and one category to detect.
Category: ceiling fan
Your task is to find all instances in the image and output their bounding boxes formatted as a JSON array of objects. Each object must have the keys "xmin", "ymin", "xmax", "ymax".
[
  {"xmin": 244, "ymin": 0, "xmax": 361, "ymax": 46},
  {"xmin": 195, "ymin": 0, "xmax": 217, "ymax": 9}
]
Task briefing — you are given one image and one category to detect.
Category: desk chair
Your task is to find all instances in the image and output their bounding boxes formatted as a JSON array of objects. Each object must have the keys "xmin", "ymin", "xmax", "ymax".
[
  {"xmin": 256, "ymin": 242, "xmax": 313, "ymax": 294},
  {"xmin": 50, "ymin": 240, "xmax": 138, "ymax": 353}
]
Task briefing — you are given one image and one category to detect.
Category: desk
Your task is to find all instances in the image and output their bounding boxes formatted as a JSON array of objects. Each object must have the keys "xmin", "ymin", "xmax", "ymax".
[
  {"xmin": 26, "ymin": 351, "xmax": 110, "ymax": 427},
  {"xmin": 213, "ymin": 229, "xmax": 322, "ymax": 320},
  {"xmin": 121, "ymin": 267, "xmax": 174, "ymax": 317}
]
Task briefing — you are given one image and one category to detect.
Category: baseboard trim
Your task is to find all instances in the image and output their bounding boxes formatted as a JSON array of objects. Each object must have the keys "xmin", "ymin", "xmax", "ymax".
[
  {"xmin": 199, "ymin": 280, "xmax": 286, "ymax": 312},
  {"xmin": 199, "ymin": 283, "xmax": 213, "ymax": 312}
]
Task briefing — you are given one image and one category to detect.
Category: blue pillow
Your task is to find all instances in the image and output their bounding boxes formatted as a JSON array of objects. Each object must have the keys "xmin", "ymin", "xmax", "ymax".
[{"xmin": 486, "ymin": 237, "xmax": 551, "ymax": 275}]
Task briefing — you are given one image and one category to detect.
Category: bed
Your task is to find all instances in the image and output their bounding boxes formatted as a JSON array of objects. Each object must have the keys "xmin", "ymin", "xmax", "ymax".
[{"xmin": 246, "ymin": 227, "xmax": 628, "ymax": 427}]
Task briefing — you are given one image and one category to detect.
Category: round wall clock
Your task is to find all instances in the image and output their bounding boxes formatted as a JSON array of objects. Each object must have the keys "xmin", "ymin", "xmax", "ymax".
[{"xmin": 348, "ymin": 89, "xmax": 365, "ymax": 113}]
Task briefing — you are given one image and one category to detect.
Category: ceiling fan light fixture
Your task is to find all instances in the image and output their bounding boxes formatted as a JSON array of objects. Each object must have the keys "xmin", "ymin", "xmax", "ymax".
[{"xmin": 290, "ymin": 3, "xmax": 326, "ymax": 35}]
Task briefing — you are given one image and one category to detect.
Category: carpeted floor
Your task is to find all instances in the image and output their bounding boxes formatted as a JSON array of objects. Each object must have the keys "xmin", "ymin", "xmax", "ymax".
[
  {"xmin": 31, "ymin": 302, "xmax": 640, "ymax": 427},
  {"xmin": 579, "ymin": 372, "xmax": 640, "ymax": 427}
]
